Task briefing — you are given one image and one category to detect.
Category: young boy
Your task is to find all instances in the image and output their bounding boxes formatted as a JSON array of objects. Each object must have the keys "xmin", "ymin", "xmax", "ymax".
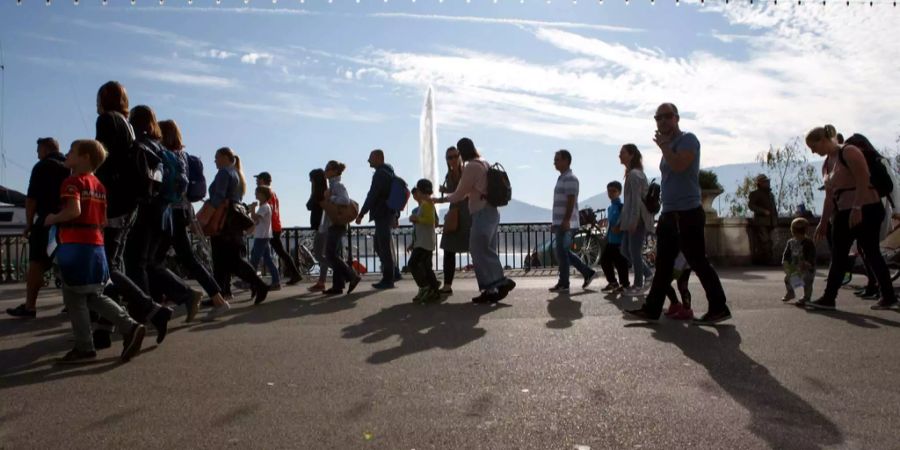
[
  {"xmin": 782, "ymin": 218, "xmax": 816, "ymax": 304},
  {"xmin": 44, "ymin": 140, "xmax": 146, "ymax": 364},
  {"xmin": 600, "ymin": 181, "xmax": 631, "ymax": 293},
  {"xmin": 250, "ymin": 186, "xmax": 281, "ymax": 291},
  {"xmin": 408, "ymin": 180, "xmax": 441, "ymax": 304}
]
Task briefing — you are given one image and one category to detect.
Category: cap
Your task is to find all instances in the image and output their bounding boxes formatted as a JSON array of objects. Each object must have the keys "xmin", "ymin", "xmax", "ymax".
[
  {"xmin": 254, "ymin": 172, "xmax": 272, "ymax": 183},
  {"xmin": 755, "ymin": 174, "xmax": 770, "ymax": 183},
  {"xmin": 416, "ymin": 179, "xmax": 433, "ymax": 195}
]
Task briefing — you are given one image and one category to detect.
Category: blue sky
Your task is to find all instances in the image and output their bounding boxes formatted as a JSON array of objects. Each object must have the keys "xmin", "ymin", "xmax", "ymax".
[{"xmin": 1, "ymin": 1, "xmax": 898, "ymax": 226}]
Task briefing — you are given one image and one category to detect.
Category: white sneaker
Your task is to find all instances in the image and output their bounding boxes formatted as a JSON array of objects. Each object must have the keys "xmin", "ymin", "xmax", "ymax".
[
  {"xmin": 204, "ymin": 302, "xmax": 231, "ymax": 321},
  {"xmin": 623, "ymin": 285, "xmax": 649, "ymax": 297}
]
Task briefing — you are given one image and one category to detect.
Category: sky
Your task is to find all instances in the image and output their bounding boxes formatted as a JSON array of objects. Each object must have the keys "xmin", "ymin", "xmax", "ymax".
[{"xmin": 1, "ymin": 0, "xmax": 898, "ymax": 226}]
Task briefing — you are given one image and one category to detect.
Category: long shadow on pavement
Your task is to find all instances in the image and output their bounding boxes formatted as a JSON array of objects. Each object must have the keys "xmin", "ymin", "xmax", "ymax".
[
  {"xmin": 0, "ymin": 346, "xmax": 159, "ymax": 391},
  {"xmin": 797, "ymin": 306, "xmax": 900, "ymax": 329},
  {"xmin": 341, "ymin": 301, "xmax": 507, "ymax": 364},
  {"xmin": 631, "ymin": 323, "xmax": 844, "ymax": 450},
  {"xmin": 546, "ymin": 294, "xmax": 583, "ymax": 329}
]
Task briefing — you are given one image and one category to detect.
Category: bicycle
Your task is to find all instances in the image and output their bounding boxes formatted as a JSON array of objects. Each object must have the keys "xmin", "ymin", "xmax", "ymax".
[{"xmin": 572, "ymin": 207, "xmax": 608, "ymax": 268}]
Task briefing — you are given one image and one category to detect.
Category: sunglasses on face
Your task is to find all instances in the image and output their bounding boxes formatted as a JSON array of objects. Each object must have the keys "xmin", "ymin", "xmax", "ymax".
[{"xmin": 654, "ymin": 112, "xmax": 675, "ymax": 122}]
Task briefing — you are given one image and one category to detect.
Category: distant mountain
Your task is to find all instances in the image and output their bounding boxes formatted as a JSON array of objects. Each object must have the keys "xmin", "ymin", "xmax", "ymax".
[{"xmin": 400, "ymin": 198, "xmax": 552, "ymax": 225}]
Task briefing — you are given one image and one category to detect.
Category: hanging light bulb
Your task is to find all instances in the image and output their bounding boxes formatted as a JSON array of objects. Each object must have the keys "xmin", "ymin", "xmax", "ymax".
[
  {"xmin": 46, "ymin": 0, "xmax": 52, "ymax": 5},
  {"xmin": 243, "ymin": 0, "xmax": 249, "ymax": 4},
  {"xmin": 675, "ymin": 0, "xmax": 680, "ymax": 6},
  {"xmin": 74, "ymin": 0, "xmax": 79, "ymax": 5},
  {"xmin": 651, "ymin": 0, "xmax": 656, "ymax": 4},
  {"xmin": 625, "ymin": 0, "xmax": 629, "ymax": 5},
  {"xmin": 159, "ymin": 0, "xmax": 164, "ymax": 4},
  {"xmin": 17, "ymin": 0, "xmax": 22, "ymax": 5},
  {"xmin": 700, "ymin": 0, "xmax": 704, "ymax": 4},
  {"xmin": 131, "ymin": 0, "xmax": 136, "ymax": 5},
  {"xmin": 188, "ymin": 0, "xmax": 192, "ymax": 4}
]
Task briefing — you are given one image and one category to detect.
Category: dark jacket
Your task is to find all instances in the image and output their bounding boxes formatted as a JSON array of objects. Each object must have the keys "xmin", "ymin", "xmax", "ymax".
[
  {"xmin": 306, "ymin": 185, "xmax": 325, "ymax": 231},
  {"xmin": 94, "ymin": 111, "xmax": 136, "ymax": 218},
  {"xmin": 748, "ymin": 187, "xmax": 777, "ymax": 227},
  {"xmin": 360, "ymin": 163, "xmax": 395, "ymax": 222},
  {"xmin": 208, "ymin": 167, "xmax": 242, "ymax": 209},
  {"xmin": 27, "ymin": 153, "xmax": 69, "ymax": 221}
]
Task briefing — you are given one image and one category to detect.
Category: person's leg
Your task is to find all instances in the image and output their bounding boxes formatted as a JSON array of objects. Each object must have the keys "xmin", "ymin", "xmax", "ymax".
[
  {"xmin": 802, "ymin": 271, "xmax": 815, "ymax": 301},
  {"xmin": 483, "ymin": 207, "xmax": 506, "ymax": 289},
  {"xmin": 62, "ymin": 287, "xmax": 95, "ymax": 352},
  {"xmin": 424, "ymin": 250, "xmax": 439, "ymax": 290},
  {"xmin": 678, "ymin": 270, "xmax": 693, "ymax": 310},
  {"xmin": 408, "ymin": 248, "xmax": 427, "ymax": 288},
  {"xmin": 270, "ymin": 231, "xmax": 301, "ymax": 282},
  {"xmin": 170, "ymin": 209, "xmax": 221, "ymax": 297},
  {"xmin": 313, "ymin": 231, "xmax": 329, "ymax": 286},
  {"xmin": 625, "ymin": 226, "xmax": 648, "ymax": 287},
  {"xmin": 374, "ymin": 219, "xmax": 394, "ymax": 284},
  {"xmin": 469, "ymin": 210, "xmax": 491, "ymax": 291},
  {"xmin": 599, "ymin": 243, "xmax": 617, "ymax": 285},
  {"xmin": 856, "ymin": 203, "xmax": 897, "ymax": 303},
  {"xmin": 22, "ymin": 261, "xmax": 48, "ymax": 312},
  {"xmin": 443, "ymin": 251, "xmax": 457, "ymax": 286},
  {"xmin": 228, "ymin": 237, "xmax": 266, "ymax": 288},
  {"xmin": 326, "ymin": 227, "xmax": 354, "ymax": 289},
  {"xmin": 124, "ymin": 206, "xmax": 153, "ymax": 293},
  {"xmin": 676, "ymin": 208, "xmax": 727, "ymax": 313},
  {"xmin": 820, "ymin": 211, "xmax": 854, "ymax": 303},
  {"xmin": 555, "ymin": 229, "xmax": 572, "ymax": 287},
  {"xmin": 637, "ymin": 213, "xmax": 679, "ymax": 316},
  {"xmin": 857, "ymin": 247, "xmax": 877, "ymax": 292},
  {"xmin": 261, "ymin": 239, "xmax": 281, "ymax": 286},
  {"xmin": 85, "ymin": 287, "xmax": 138, "ymax": 333},
  {"xmin": 783, "ymin": 273, "xmax": 796, "ymax": 300},
  {"xmin": 761, "ymin": 226, "xmax": 774, "ymax": 264},
  {"xmin": 210, "ymin": 237, "xmax": 232, "ymax": 298},
  {"xmin": 249, "ymin": 238, "xmax": 265, "ymax": 273},
  {"xmin": 609, "ymin": 244, "xmax": 630, "ymax": 288},
  {"xmin": 566, "ymin": 231, "xmax": 595, "ymax": 279}
]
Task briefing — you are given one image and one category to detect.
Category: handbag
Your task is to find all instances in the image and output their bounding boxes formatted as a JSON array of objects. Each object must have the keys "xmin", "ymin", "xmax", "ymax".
[
  {"xmin": 197, "ymin": 201, "xmax": 228, "ymax": 236},
  {"xmin": 321, "ymin": 199, "xmax": 359, "ymax": 227},
  {"xmin": 444, "ymin": 207, "xmax": 460, "ymax": 233},
  {"xmin": 225, "ymin": 202, "xmax": 255, "ymax": 234}
]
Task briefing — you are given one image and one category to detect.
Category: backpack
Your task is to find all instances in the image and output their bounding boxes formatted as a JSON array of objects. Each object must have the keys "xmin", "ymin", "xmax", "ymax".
[
  {"xmin": 485, "ymin": 162, "xmax": 512, "ymax": 207},
  {"xmin": 838, "ymin": 133, "xmax": 897, "ymax": 205},
  {"xmin": 125, "ymin": 138, "xmax": 164, "ymax": 204},
  {"xmin": 386, "ymin": 173, "xmax": 411, "ymax": 212},
  {"xmin": 644, "ymin": 178, "xmax": 662, "ymax": 214},
  {"xmin": 186, "ymin": 153, "xmax": 208, "ymax": 202},
  {"xmin": 158, "ymin": 148, "xmax": 188, "ymax": 205}
]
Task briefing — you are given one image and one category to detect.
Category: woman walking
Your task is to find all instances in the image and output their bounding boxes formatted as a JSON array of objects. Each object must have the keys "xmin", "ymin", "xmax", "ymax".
[
  {"xmin": 808, "ymin": 125, "xmax": 897, "ymax": 310},
  {"xmin": 307, "ymin": 168, "xmax": 330, "ymax": 292},
  {"xmin": 618, "ymin": 144, "xmax": 656, "ymax": 296},
  {"xmin": 438, "ymin": 146, "xmax": 471, "ymax": 294},
  {"xmin": 207, "ymin": 147, "xmax": 269, "ymax": 318},
  {"xmin": 321, "ymin": 161, "xmax": 361, "ymax": 295},
  {"xmin": 436, "ymin": 138, "xmax": 516, "ymax": 304}
]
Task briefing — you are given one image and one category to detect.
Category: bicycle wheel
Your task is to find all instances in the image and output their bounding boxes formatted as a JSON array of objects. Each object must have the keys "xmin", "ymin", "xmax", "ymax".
[
  {"xmin": 575, "ymin": 230, "xmax": 604, "ymax": 267},
  {"xmin": 642, "ymin": 233, "xmax": 657, "ymax": 269}
]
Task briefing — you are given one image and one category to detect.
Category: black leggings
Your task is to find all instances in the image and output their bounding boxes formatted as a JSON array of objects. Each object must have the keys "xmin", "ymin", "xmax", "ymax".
[
  {"xmin": 210, "ymin": 234, "xmax": 265, "ymax": 297},
  {"xmin": 443, "ymin": 251, "xmax": 457, "ymax": 285},
  {"xmin": 271, "ymin": 231, "xmax": 301, "ymax": 280},
  {"xmin": 154, "ymin": 208, "xmax": 221, "ymax": 298},
  {"xmin": 823, "ymin": 204, "xmax": 895, "ymax": 303}
]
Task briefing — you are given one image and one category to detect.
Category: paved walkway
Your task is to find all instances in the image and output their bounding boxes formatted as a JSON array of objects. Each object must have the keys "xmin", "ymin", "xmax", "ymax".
[{"xmin": 2, "ymin": 269, "xmax": 899, "ymax": 449}]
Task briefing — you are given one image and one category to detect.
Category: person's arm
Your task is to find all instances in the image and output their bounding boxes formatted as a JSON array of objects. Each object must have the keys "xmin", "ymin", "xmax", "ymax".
[
  {"xmin": 358, "ymin": 169, "xmax": 388, "ymax": 219},
  {"xmin": 45, "ymin": 197, "xmax": 81, "ymax": 226},
  {"xmin": 443, "ymin": 164, "xmax": 478, "ymax": 204},
  {"xmin": 802, "ymin": 240, "xmax": 817, "ymax": 268},
  {"xmin": 655, "ymin": 132, "xmax": 697, "ymax": 173},
  {"xmin": 842, "ymin": 146, "xmax": 872, "ymax": 228},
  {"xmin": 748, "ymin": 192, "xmax": 767, "ymax": 215},
  {"xmin": 782, "ymin": 242, "xmax": 791, "ymax": 266},
  {"xmin": 561, "ymin": 195, "xmax": 576, "ymax": 231}
]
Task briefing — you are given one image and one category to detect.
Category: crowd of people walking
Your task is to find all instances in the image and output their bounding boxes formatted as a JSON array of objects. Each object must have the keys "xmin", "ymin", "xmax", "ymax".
[{"xmin": 6, "ymin": 83, "xmax": 900, "ymax": 364}]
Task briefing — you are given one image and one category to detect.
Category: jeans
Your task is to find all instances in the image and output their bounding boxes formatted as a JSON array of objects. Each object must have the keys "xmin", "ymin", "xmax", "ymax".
[
  {"xmin": 313, "ymin": 231, "xmax": 330, "ymax": 282},
  {"xmin": 409, "ymin": 248, "xmax": 439, "ymax": 290},
  {"xmin": 250, "ymin": 238, "xmax": 280, "ymax": 286},
  {"xmin": 644, "ymin": 207, "xmax": 727, "ymax": 316},
  {"xmin": 153, "ymin": 208, "xmax": 221, "ymax": 298},
  {"xmin": 373, "ymin": 218, "xmax": 395, "ymax": 284},
  {"xmin": 443, "ymin": 251, "xmax": 457, "ymax": 285},
  {"xmin": 125, "ymin": 203, "xmax": 192, "ymax": 305},
  {"xmin": 599, "ymin": 242, "xmax": 629, "ymax": 287},
  {"xmin": 101, "ymin": 211, "xmax": 157, "ymax": 324},
  {"xmin": 271, "ymin": 231, "xmax": 301, "ymax": 280},
  {"xmin": 63, "ymin": 283, "xmax": 137, "ymax": 352},
  {"xmin": 554, "ymin": 229, "xmax": 595, "ymax": 287},
  {"xmin": 622, "ymin": 224, "xmax": 652, "ymax": 287},
  {"xmin": 210, "ymin": 234, "xmax": 265, "ymax": 297},
  {"xmin": 823, "ymin": 204, "xmax": 896, "ymax": 303},
  {"xmin": 326, "ymin": 226, "xmax": 357, "ymax": 289},
  {"xmin": 470, "ymin": 206, "xmax": 506, "ymax": 291}
]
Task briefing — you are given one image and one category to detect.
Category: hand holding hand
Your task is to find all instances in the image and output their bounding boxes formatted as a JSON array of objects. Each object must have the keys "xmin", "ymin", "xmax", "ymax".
[
  {"xmin": 849, "ymin": 208, "xmax": 862, "ymax": 229},
  {"xmin": 814, "ymin": 223, "xmax": 828, "ymax": 242}
]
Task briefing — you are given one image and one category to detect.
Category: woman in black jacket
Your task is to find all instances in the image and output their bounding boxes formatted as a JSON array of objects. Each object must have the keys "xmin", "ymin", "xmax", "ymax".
[{"xmin": 306, "ymin": 168, "xmax": 329, "ymax": 291}]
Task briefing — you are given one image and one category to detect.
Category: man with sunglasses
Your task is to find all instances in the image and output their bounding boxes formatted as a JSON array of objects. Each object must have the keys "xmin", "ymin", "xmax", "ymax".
[{"xmin": 624, "ymin": 103, "xmax": 731, "ymax": 324}]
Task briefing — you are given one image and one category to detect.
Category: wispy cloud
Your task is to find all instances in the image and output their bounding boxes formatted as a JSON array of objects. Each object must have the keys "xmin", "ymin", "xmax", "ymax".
[
  {"xmin": 129, "ymin": 6, "xmax": 316, "ymax": 16},
  {"xmin": 370, "ymin": 13, "xmax": 644, "ymax": 33},
  {"xmin": 223, "ymin": 96, "xmax": 384, "ymax": 123},
  {"xmin": 201, "ymin": 49, "xmax": 236, "ymax": 60},
  {"xmin": 131, "ymin": 69, "xmax": 237, "ymax": 88},
  {"xmin": 240, "ymin": 52, "xmax": 274, "ymax": 65}
]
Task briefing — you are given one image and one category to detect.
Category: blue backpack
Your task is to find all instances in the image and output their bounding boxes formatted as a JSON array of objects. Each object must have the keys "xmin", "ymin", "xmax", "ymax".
[
  {"xmin": 186, "ymin": 153, "xmax": 207, "ymax": 202},
  {"xmin": 159, "ymin": 148, "xmax": 188, "ymax": 205},
  {"xmin": 386, "ymin": 174, "xmax": 411, "ymax": 212}
]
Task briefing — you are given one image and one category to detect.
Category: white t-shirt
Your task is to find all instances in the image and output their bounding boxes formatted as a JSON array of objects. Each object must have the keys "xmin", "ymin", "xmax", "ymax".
[{"xmin": 254, "ymin": 203, "xmax": 273, "ymax": 239}]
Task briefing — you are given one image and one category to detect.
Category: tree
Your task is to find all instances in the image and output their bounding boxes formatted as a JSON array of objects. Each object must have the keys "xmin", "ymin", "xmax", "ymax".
[{"xmin": 725, "ymin": 138, "xmax": 820, "ymax": 218}]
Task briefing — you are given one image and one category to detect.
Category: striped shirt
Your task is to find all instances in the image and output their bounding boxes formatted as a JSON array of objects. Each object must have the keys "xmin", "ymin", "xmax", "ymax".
[{"xmin": 553, "ymin": 170, "xmax": 580, "ymax": 229}]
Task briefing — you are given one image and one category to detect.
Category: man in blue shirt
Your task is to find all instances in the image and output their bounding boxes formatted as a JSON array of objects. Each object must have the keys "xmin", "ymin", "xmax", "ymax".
[{"xmin": 624, "ymin": 103, "xmax": 730, "ymax": 325}]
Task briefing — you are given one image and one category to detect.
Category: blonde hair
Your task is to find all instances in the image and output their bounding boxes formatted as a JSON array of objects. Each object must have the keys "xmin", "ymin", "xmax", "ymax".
[
  {"xmin": 159, "ymin": 120, "xmax": 183, "ymax": 151},
  {"xmin": 805, "ymin": 125, "xmax": 838, "ymax": 148},
  {"xmin": 72, "ymin": 139, "xmax": 108, "ymax": 171},
  {"xmin": 216, "ymin": 147, "xmax": 246, "ymax": 196},
  {"xmin": 791, "ymin": 217, "xmax": 810, "ymax": 237},
  {"xmin": 255, "ymin": 185, "xmax": 272, "ymax": 201}
]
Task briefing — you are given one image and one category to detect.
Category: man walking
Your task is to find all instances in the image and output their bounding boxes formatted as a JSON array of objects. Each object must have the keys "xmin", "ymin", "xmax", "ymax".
[
  {"xmin": 748, "ymin": 174, "xmax": 777, "ymax": 265},
  {"xmin": 624, "ymin": 103, "xmax": 731, "ymax": 324},
  {"xmin": 7, "ymin": 138, "xmax": 71, "ymax": 318},
  {"xmin": 254, "ymin": 172, "xmax": 302, "ymax": 286},
  {"xmin": 548, "ymin": 150, "xmax": 598, "ymax": 293},
  {"xmin": 356, "ymin": 149, "xmax": 397, "ymax": 289}
]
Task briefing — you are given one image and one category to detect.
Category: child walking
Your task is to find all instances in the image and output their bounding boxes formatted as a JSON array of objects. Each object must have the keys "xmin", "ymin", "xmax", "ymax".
[
  {"xmin": 601, "ymin": 181, "xmax": 631, "ymax": 293},
  {"xmin": 44, "ymin": 140, "xmax": 146, "ymax": 364},
  {"xmin": 408, "ymin": 180, "xmax": 441, "ymax": 304},
  {"xmin": 782, "ymin": 218, "xmax": 816, "ymax": 304},
  {"xmin": 250, "ymin": 186, "xmax": 281, "ymax": 291}
]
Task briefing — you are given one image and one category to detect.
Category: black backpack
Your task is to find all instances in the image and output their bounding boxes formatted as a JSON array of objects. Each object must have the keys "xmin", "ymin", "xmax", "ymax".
[
  {"xmin": 485, "ymin": 162, "xmax": 512, "ymax": 207},
  {"xmin": 838, "ymin": 133, "xmax": 893, "ymax": 200},
  {"xmin": 126, "ymin": 137, "xmax": 164, "ymax": 204},
  {"xmin": 644, "ymin": 178, "xmax": 661, "ymax": 214}
]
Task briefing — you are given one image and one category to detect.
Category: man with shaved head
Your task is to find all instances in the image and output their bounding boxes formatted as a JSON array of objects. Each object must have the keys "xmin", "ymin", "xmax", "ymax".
[
  {"xmin": 357, "ymin": 149, "xmax": 398, "ymax": 289},
  {"xmin": 624, "ymin": 103, "xmax": 731, "ymax": 325}
]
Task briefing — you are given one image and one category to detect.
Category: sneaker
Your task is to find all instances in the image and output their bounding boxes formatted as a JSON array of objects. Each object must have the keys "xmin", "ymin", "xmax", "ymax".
[
  {"xmin": 93, "ymin": 329, "xmax": 112, "ymax": 350},
  {"xmin": 347, "ymin": 275, "xmax": 362, "ymax": 294},
  {"xmin": 204, "ymin": 302, "xmax": 231, "ymax": 321},
  {"xmin": 307, "ymin": 282, "xmax": 326, "ymax": 292},
  {"xmin": 855, "ymin": 287, "xmax": 878, "ymax": 297},
  {"xmin": 323, "ymin": 287, "xmax": 344, "ymax": 295},
  {"xmin": 806, "ymin": 298, "xmax": 836, "ymax": 311},
  {"xmin": 472, "ymin": 289, "xmax": 502, "ymax": 304},
  {"xmin": 421, "ymin": 288, "xmax": 442, "ymax": 304},
  {"xmin": 871, "ymin": 300, "xmax": 899, "ymax": 310},
  {"xmin": 601, "ymin": 283, "xmax": 620, "ymax": 293},
  {"xmin": 582, "ymin": 271, "xmax": 598, "ymax": 289},
  {"xmin": 286, "ymin": 275, "xmax": 303, "ymax": 286},
  {"xmin": 120, "ymin": 323, "xmax": 146, "ymax": 362},
  {"xmin": 781, "ymin": 292, "xmax": 796, "ymax": 302},
  {"xmin": 623, "ymin": 307, "xmax": 659, "ymax": 322},
  {"xmin": 150, "ymin": 306, "xmax": 173, "ymax": 344},
  {"xmin": 439, "ymin": 284, "xmax": 453, "ymax": 294},
  {"xmin": 372, "ymin": 281, "xmax": 395, "ymax": 290},
  {"xmin": 58, "ymin": 349, "xmax": 97, "ymax": 365},
  {"xmin": 253, "ymin": 284, "xmax": 270, "ymax": 305},
  {"xmin": 186, "ymin": 291, "xmax": 203, "ymax": 323},
  {"xmin": 664, "ymin": 302, "xmax": 684, "ymax": 317},
  {"xmin": 860, "ymin": 292, "xmax": 880, "ymax": 300},
  {"xmin": 797, "ymin": 297, "xmax": 810, "ymax": 307},
  {"xmin": 623, "ymin": 286, "xmax": 649, "ymax": 297},
  {"xmin": 693, "ymin": 307, "xmax": 732, "ymax": 325},
  {"xmin": 498, "ymin": 278, "xmax": 517, "ymax": 295},
  {"xmin": 269, "ymin": 284, "xmax": 283, "ymax": 292},
  {"xmin": 6, "ymin": 304, "xmax": 36, "ymax": 318},
  {"xmin": 672, "ymin": 308, "xmax": 695, "ymax": 321},
  {"xmin": 412, "ymin": 287, "xmax": 427, "ymax": 303},
  {"xmin": 548, "ymin": 284, "xmax": 570, "ymax": 293}
]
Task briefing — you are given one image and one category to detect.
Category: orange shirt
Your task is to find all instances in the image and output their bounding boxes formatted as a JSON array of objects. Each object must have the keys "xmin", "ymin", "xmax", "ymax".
[{"xmin": 58, "ymin": 174, "xmax": 106, "ymax": 245}]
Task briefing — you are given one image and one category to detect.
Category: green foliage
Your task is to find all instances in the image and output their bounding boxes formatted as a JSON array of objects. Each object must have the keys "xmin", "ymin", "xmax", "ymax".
[{"xmin": 699, "ymin": 169, "xmax": 723, "ymax": 191}]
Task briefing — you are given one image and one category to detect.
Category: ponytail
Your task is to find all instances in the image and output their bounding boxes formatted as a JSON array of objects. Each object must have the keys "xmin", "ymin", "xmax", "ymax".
[
  {"xmin": 806, "ymin": 124, "xmax": 839, "ymax": 147},
  {"xmin": 234, "ymin": 155, "xmax": 247, "ymax": 197}
]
